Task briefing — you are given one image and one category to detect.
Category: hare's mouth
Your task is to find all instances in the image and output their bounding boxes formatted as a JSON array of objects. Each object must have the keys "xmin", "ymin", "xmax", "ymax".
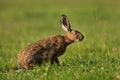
[
  {"xmin": 75, "ymin": 38, "xmax": 82, "ymax": 42},
  {"xmin": 75, "ymin": 36, "xmax": 84, "ymax": 42}
]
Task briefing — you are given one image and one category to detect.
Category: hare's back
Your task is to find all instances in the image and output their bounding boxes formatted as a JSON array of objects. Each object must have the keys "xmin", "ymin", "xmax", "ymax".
[{"xmin": 19, "ymin": 35, "xmax": 66, "ymax": 60}]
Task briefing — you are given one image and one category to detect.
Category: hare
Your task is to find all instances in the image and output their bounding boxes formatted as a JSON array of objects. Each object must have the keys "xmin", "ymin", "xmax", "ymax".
[{"xmin": 18, "ymin": 14, "xmax": 84, "ymax": 69}]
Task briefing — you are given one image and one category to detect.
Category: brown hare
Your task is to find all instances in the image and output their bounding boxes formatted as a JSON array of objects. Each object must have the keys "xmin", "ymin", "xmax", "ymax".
[{"xmin": 18, "ymin": 14, "xmax": 84, "ymax": 69}]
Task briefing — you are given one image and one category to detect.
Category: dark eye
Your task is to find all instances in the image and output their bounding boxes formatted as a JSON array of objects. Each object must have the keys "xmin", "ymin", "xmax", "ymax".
[{"xmin": 76, "ymin": 35, "xmax": 78, "ymax": 37}]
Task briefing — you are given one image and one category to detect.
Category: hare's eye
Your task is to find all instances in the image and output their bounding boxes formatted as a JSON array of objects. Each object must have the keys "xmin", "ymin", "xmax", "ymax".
[{"xmin": 76, "ymin": 34, "xmax": 79, "ymax": 37}]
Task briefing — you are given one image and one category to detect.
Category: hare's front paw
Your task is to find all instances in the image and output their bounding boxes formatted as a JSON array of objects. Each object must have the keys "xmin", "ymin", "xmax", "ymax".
[
  {"xmin": 59, "ymin": 61, "xmax": 65, "ymax": 66},
  {"xmin": 50, "ymin": 57, "xmax": 59, "ymax": 65}
]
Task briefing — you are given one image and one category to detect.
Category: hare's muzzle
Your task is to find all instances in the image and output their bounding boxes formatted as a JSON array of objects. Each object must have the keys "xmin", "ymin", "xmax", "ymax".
[
  {"xmin": 82, "ymin": 35, "xmax": 84, "ymax": 40},
  {"xmin": 77, "ymin": 34, "xmax": 84, "ymax": 42}
]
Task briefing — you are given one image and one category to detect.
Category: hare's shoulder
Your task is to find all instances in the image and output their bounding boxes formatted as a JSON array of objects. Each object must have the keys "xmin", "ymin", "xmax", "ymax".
[
  {"xmin": 51, "ymin": 34, "xmax": 65, "ymax": 43},
  {"xmin": 50, "ymin": 35, "xmax": 66, "ymax": 46}
]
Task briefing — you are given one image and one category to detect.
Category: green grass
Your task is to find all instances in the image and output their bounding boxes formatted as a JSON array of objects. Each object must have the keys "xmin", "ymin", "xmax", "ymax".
[{"xmin": 0, "ymin": 0, "xmax": 120, "ymax": 80}]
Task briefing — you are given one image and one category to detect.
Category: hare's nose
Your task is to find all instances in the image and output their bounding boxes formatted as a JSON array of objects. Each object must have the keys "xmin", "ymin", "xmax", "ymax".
[{"xmin": 82, "ymin": 36, "xmax": 84, "ymax": 40}]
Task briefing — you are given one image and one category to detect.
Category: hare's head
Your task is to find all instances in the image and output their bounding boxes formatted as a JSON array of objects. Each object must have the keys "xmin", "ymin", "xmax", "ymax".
[{"xmin": 60, "ymin": 14, "xmax": 84, "ymax": 42}]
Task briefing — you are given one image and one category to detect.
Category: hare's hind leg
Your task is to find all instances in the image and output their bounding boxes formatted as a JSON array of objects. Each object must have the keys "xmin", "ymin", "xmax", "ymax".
[{"xmin": 18, "ymin": 62, "xmax": 24, "ymax": 69}]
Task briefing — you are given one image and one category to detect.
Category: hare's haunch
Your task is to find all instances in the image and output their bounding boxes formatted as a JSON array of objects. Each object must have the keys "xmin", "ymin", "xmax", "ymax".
[{"xmin": 18, "ymin": 15, "xmax": 84, "ymax": 69}]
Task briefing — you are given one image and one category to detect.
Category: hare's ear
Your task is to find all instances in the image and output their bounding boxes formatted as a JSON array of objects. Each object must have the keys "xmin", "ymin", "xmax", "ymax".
[{"xmin": 60, "ymin": 14, "xmax": 72, "ymax": 32}]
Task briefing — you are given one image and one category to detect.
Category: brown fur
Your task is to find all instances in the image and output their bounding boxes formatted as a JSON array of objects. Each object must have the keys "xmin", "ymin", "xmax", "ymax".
[{"xmin": 18, "ymin": 15, "xmax": 84, "ymax": 69}]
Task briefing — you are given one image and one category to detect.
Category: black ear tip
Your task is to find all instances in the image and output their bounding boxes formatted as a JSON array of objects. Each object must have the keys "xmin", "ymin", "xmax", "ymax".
[{"xmin": 61, "ymin": 14, "xmax": 67, "ymax": 17}]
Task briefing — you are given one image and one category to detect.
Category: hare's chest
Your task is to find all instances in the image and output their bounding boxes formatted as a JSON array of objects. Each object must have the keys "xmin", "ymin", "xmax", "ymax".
[
  {"xmin": 40, "ymin": 47, "xmax": 57, "ymax": 59},
  {"xmin": 40, "ymin": 44, "xmax": 66, "ymax": 59},
  {"xmin": 53, "ymin": 44, "xmax": 67, "ymax": 57}
]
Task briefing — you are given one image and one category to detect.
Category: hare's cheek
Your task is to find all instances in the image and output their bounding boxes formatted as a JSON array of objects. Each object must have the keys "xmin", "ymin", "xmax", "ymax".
[{"xmin": 74, "ymin": 37, "xmax": 80, "ymax": 42}]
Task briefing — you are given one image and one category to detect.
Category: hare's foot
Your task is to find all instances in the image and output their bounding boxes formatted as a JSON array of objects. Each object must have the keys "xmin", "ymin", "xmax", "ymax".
[{"xmin": 50, "ymin": 57, "xmax": 60, "ymax": 65}]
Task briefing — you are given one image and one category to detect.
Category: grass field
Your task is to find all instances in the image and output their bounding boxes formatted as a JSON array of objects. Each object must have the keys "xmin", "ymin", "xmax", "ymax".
[{"xmin": 0, "ymin": 0, "xmax": 120, "ymax": 80}]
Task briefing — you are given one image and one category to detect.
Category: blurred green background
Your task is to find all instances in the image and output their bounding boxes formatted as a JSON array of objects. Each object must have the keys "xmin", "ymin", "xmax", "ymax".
[{"xmin": 0, "ymin": 0, "xmax": 120, "ymax": 80}]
